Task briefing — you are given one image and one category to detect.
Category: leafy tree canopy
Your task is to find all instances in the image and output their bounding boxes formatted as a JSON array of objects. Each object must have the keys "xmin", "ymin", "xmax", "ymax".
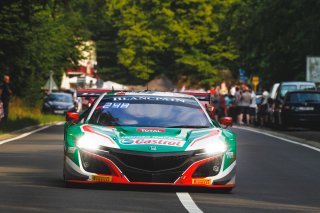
[
  {"xmin": 85, "ymin": 0, "xmax": 238, "ymax": 88},
  {"xmin": 0, "ymin": 0, "xmax": 90, "ymax": 105}
]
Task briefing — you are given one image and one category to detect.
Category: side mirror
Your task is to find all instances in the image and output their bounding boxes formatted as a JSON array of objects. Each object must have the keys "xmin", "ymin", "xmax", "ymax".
[
  {"xmin": 219, "ymin": 117, "xmax": 233, "ymax": 128},
  {"xmin": 66, "ymin": 112, "xmax": 79, "ymax": 122}
]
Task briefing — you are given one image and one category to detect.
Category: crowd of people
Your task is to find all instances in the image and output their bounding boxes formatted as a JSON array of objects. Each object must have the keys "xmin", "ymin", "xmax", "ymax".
[
  {"xmin": 0, "ymin": 73, "xmax": 275, "ymax": 127},
  {"xmin": 209, "ymin": 82, "xmax": 273, "ymax": 127}
]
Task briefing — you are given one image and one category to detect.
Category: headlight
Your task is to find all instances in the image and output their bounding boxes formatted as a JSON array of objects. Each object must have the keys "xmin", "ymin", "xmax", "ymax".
[
  {"xmin": 205, "ymin": 141, "xmax": 228, "ymax": 155},
  {"xmin": 77, "ymin": 134, "xmax": 107, "ymax": 151}
]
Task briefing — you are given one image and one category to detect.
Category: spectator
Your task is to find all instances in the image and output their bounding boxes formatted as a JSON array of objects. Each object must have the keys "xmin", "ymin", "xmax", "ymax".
[
  {"xmin": 0, "ymin": 75, "xmax": 12, "ymax": 121},
  {"xmin": 220, "ymin": 80, "xmax": 228, "ymax": 95},
  {"xmin": 238, "ymin": 85, "xmax": 251, "ymax": 125},
  {"xmin": 258, "ymin": 90, "xmax": 271, "ymax": 126},
  {"xmin": 249, "ymin": 86, "xmax": 257, "ymax": 125},
  {"xmin": 0, "ymin": 100, "xmax": 4, "ymax": 121},
  {"xmin": 211, "ymin": 90, "xmax": 226, "ymax": 121},
  {"xmin": 224, "ymin": 94, "xmax": 232, "ymax": 117},
  {"xmin": 234, "ymin": 86, "xmax": 241, "ymax": 123}
]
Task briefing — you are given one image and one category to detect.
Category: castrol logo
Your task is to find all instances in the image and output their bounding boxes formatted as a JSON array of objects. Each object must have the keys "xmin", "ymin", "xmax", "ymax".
[{"xmin": 120, "ymin": 139, "xmax": 184, "ymax": 147}]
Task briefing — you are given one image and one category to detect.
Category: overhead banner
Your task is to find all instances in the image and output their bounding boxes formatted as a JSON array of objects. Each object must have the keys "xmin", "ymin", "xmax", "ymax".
[{"xmin": 306, "ymin": 57, "xmax": 320, "ymax": 82}]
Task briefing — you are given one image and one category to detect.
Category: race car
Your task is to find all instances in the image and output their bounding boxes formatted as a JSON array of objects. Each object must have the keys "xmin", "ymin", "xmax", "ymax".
[{"xmin": 63, "ymin": 90, "xmax": 236, "ymax": 192}]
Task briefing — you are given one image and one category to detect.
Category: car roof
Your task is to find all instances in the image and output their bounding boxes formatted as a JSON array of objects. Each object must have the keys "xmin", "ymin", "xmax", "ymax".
[
  {"xmin": 49, "ymin": 92, "xmax": 72, "ymax": 96},
  {"xmin": 280, "ymin": 81, "xmax": 316, "ymax": 85},
  {"xmin": 286, "ymin": 90, "xmax": 320, "ymax": 94},
  {"xmin": 103, "ymin": 91, "xmax": 196, "ymax": 99}
]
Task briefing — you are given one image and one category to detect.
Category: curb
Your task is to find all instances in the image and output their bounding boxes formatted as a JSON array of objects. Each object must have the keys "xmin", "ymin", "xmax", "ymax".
[{"xmin": 0, "ymin": 121, "xmax": 65, "ymax": 141}]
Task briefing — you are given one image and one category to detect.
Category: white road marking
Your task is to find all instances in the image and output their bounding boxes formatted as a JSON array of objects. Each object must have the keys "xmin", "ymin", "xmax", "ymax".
[
  {"xmin": 0, "ymin": 125, "xmax": 53, "ymax": 145},
  {"xmin": 176, "ymin": 192, "xmax": 203, "ymax": 213},
  {"xmin": 233, "ymin": 126, "xmax": 320, "ymax": 153}
]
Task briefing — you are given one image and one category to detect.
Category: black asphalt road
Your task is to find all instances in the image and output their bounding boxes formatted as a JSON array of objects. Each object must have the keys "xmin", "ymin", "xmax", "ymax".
[{"xmin": 0, "ymin": 124, "xmax": 319, "ymax": 213}]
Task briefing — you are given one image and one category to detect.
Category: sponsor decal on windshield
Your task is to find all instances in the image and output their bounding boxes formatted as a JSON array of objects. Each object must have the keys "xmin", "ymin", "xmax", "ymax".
[
  {"xmin": 113, "ymin": 96, "xmax": 185, "ymax": 103},
  {"xmin": 103, "ymin": 102, "xmax": 130, "ymax": 109},
  {"xmin": 120, "ymin": 138, "xmax": 185, "ymax": 147},
  {"xmin": 136, "ymin": 128, "xmax": 166, "ymax": 133}
]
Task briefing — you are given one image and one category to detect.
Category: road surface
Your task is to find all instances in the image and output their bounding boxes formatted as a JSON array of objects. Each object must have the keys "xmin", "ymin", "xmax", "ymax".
[{"xmin": 0, "ymin": 124, "xmax": 319, "ymax": 213}]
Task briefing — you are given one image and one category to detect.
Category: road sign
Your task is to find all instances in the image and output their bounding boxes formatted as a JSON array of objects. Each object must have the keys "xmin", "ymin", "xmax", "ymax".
[
  {"xmin": 252, "ymin": 76, "xmax": 259, "ymax": 85},
  {"xmin": 306, "ymin": 56, "xmax": 320, "ymax": 82},
  {"xmin": 239, "ymin": 68, "xmax": 248, "ymax": 82},
  {"xmin": 43, "ymin": 71, "xmax": 58, "ymax": 92},
  {"xmin": 252, "ymin": 76, "xmax": 259, "ymax": 92}
]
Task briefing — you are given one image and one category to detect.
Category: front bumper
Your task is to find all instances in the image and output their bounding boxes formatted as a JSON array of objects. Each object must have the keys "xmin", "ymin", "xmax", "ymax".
[
  {"xmin": 282, "ymin": 112, "xmax": 320, "ymax": 126},
  {"xmin": 64, "ymin": 148, "xmax": 236, "ymax": 188}
]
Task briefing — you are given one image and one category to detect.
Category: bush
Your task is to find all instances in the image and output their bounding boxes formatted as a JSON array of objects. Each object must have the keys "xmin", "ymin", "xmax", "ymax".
[{"xmin": 0, "ymin": 96, "xmax": 64, "ymax": 134}]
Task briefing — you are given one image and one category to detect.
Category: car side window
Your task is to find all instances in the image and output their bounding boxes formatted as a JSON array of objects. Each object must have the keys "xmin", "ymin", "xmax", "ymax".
[{"xmin": 300, "ymin": 85, "xmax": 316, "ymax": 91}]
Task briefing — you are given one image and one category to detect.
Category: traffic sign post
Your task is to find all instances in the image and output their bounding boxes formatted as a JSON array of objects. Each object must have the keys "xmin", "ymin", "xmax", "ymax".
[{"xmin": 252, "ymin": 76, "xmax": 259, "ymax": 92}]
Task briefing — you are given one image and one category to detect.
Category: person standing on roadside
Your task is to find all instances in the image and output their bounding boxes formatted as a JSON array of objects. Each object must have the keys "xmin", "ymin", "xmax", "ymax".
[
  {"xmin": 238, "ymin": 85, "xmax": 251, "ymax": 125},
  {"xmin": 211, "ymin": 88, "xmax": 226, "ymax": 121},
  {"xmin": 258, "ymin": 89, "xmax": 271, "ymax": 127},
  {"xmin": 249, "ymin": 85, "xmax": 257, "ymax": 125},
  {"xmin": 233, "ymin": 86, "xmax": 241, "ymax": 123},
  {"xmin": 0, "ymin": 97, "xmax": 4, "ymax": 121},
  {"xmin": 0, "ymin": 75, "xmax": 12, "ymax": 121}
]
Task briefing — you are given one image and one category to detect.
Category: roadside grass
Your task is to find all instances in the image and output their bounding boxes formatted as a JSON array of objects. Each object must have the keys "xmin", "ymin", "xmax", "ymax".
[{"xmin": 0, "ymin": 97, "xmax": 64, "ymax": 134}]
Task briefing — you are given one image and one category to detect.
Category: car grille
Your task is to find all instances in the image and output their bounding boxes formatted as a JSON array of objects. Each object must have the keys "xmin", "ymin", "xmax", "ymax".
[
  {"xmin": 112, "ymin": 151, "xmax": 191, "ymax": 172},
  {"xmin": 92, "ymin": 148, "xmax": 204, "ymax": 183}
]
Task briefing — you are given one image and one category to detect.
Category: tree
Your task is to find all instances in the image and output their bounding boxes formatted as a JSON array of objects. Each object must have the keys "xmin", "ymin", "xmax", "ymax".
[
  {"xmin": 88, "ymin": 0, "xmax": 238, "ymax": 88},
  {"xmin": 0, "ymin": 0, "xmax": 90, "ymax": 105},
  {"xmin": 227, "ymin": 0, "xmax": 320, "ymax": 85}
]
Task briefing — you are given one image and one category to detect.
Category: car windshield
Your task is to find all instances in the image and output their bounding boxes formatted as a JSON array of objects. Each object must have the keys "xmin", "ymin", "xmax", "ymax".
[
  {"xmin": 48, "ymin": 93, "xmax": 72, "ymax": 103},
  {"xmin": 280, "ymin": 85, "xmax": 297, "ymax": 97},
  {"xmin": 286, "ymin": 93, "xmax": 320, "ymax": 103},
  {"xmin": 88, "ymin": 95, "xmax": 211, "ymax": 128}
]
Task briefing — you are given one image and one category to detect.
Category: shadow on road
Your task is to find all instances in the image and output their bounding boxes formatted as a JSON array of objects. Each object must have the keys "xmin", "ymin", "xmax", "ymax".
[{"xmin": 60, "ymin": 180, "xmax": 234, "ymax": 194}]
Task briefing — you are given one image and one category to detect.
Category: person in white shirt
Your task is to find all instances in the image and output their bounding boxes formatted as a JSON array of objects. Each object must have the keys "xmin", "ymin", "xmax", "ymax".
[{"xmin": 249, "ymin": 86, "xmax": 257, "ymax": 125}]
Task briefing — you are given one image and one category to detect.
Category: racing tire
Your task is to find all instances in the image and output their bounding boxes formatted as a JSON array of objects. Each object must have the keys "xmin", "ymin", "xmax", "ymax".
[{"xmin": 63, "ymin": 161, "xmax": 72, "ymax": 188}]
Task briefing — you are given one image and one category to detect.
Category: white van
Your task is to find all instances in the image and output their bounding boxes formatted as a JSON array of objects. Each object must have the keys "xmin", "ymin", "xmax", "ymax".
[{"xmin": 272, "ymin": 81, "xmax": 316, "ymax": 101}]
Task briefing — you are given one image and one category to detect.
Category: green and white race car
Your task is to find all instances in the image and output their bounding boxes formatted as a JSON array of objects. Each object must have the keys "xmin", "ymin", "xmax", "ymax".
[{"xmin": 63, "ymin": 90, "xmax": 236, "ymax": 192}]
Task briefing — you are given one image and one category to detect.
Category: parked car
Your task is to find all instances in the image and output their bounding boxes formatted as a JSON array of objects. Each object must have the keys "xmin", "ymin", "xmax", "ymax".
[
  {"xmin": 273, "ymin": 81, "xmax": 316, "ymax": 101},
  {"xmin": 42, "ymin": 92, "xmax": 76, "ymax": 114},
  {"xmin": 278, "ymin": 90, "xmax": 320, "ymax": 128},
  {"xmin": 271, "ymin": 81, "xmax": 317, "ymax": 128},
  {"xmin": 62, "ymin": 89, "xmax": 82, "ymax": 112}
]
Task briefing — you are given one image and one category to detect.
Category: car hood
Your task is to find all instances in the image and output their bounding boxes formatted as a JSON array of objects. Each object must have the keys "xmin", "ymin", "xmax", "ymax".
[{"xmin": 70, "ymin": 124, "xmax": 227, "ymax": 152}]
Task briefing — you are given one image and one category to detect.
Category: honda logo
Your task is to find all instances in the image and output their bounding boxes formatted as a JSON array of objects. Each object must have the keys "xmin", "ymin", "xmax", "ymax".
[{"xmin": 149, "ymin": 146, "xmax": 157, "ymax": 151}]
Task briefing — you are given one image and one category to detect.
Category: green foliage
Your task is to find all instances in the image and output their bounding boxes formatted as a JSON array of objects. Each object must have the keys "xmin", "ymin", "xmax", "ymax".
[
  {"xmin": 2, "ymin": 0, "xmax": 320, "ymax": 98},
  {"xmin": 1, "ymin": 0, "xmax": 240, "ymax": 91},
  {"xmin": 87, "ymin": 0, "xmax": 238, "ymax": 87},
  {"xmin": 0, "ymin": 96, "xmax": 64, "ymax": 134},
  {"xmin": 226, "ymin": 0, "xmax": 320, "ymax": 84},
  {"xmin": 0, "ymin": 0, "xmax": 90, "ymax": 105}
]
